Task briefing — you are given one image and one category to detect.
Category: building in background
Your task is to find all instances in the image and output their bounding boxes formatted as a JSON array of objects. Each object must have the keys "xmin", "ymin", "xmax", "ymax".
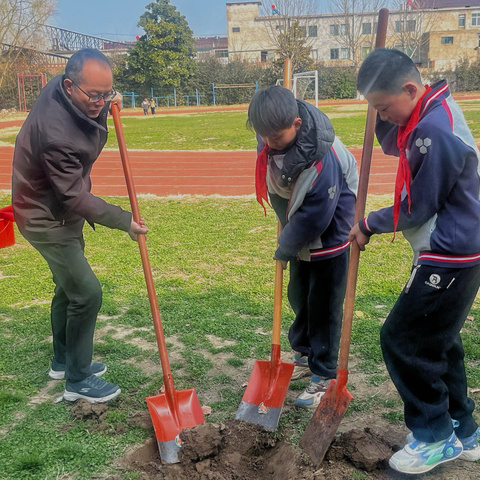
[
  {"xmin": 225, "ymin": 0, "xmax": 480, "ymax": 70},
  {"xmin": 194, "ymin": 36, "xmax": 229, "ymax": 63}
]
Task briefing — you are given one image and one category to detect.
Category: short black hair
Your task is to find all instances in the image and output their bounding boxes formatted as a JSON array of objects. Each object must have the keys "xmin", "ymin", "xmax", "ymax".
[
  {"xmin": 65, "ymin": 49, "xmax": 111, "ymax": 83},
  {"xmin": 247, "ymin": 86, "xmax": 298, "ymax": 137},
  {"xmin": 357, "ymin": 48, "xmax": 422, "ymax": 95}
]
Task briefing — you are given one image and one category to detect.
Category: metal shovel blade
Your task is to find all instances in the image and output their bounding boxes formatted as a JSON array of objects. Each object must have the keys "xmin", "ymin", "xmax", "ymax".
[
  {"xmin": 300, "ymin": 373, "xmax": 353, "ymax": 466},
  {"xmin": 235, "ymin": 357, "xmax": 294, "ymax": 431},
  {"xmin": 146, "ymin": 388, "xmax": 205, "ymax": 464}
]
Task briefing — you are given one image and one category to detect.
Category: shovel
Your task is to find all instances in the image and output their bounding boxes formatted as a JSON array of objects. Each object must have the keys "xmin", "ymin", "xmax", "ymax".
[
  {"xmin": 111, "ymin": 104, "xmax": 205, "ymax": 464},
  {"xmin": 300, "ymin": 8, "xmax": 390, "ymax": 466},
  {"xmin": 235, "ymin": 221, "xmax": 294, "ymax": 431}
]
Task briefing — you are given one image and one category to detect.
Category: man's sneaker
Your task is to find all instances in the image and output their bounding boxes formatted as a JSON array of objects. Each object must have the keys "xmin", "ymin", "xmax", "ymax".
[
  {"xmin": 459, "ymin": 428, "xmax": 480, "ymax": 461},
  {"xmin": 291, "ymin": 352, "xmax": 313, "ymax": 380},
  {"xmin": 49, "ymin": 360, "xmax": 107, "ymax": 380},
  {"xmin": 294, "ymin": 375, "xmax": 330, "ymax": 410},
  {"xmin": 389, "ymin": 432, "xmax": 463, "ymax": 474},
  {"xmin": 64, "ymin": 375, "xmax": 121, "ymax": 403}
]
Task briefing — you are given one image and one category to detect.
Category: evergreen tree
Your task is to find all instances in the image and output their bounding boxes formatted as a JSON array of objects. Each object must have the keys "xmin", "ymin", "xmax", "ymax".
[{"xmin": 127, "ymin": 0, "xmax": 196, "ymax": 89}]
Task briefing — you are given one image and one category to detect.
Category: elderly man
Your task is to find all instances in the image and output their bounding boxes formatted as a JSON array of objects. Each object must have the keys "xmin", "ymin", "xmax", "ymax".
[{"xmin": 12, "ymin": 49, "xmax": 147, "ymax": 403}]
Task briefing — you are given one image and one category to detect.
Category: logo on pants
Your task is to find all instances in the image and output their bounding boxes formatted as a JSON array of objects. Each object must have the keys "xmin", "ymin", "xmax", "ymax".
[{"xmin": 425, "ymin": 274, "xmax": 441, "ymax": 289}]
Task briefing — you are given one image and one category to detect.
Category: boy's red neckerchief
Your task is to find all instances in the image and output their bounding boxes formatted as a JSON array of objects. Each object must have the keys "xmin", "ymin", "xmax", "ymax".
[
  {"xmin": 255, "ymin": 143, "xmax": 271, "ymax": 215},
  {"xmin": 393, "ymin": 85, "xmax": 432, "ymax": 237}
]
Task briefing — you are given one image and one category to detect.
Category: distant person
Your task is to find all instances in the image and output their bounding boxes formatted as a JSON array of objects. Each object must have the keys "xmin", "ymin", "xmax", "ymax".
[
  {"xmin": 150, "ymin": 98, "xmax": 156, "ymax": 115},
  {"xmin": 141, "ymin": 98, "xmax": 149, "ymax": 115},
  {"xmin": 12, "ymin": 48, "xmax": 147, "ymax": 403},
  {"xmin": 351, "ymin": 48, "xmax": 480, "ymax": 474},
  {"xmin": 247, "ymin": 86, "xmax": 358, "ymax": 410}
]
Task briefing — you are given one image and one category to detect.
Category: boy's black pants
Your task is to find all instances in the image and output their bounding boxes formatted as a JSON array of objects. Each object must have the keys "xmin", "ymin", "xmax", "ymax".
[
  {"xmin": 381, "ymin": 263, "xmax": 480, "ymax": 442},
  {"xmin": 287, "ymin": 250, "xmax": 349, "ymax": 379},
  {"xmin": 24, "ymin": 221, "xmax": 102, "ymax": 383}
]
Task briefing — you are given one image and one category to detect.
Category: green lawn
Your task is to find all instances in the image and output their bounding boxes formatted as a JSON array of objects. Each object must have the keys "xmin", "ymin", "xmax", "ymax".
[
  {"xmin": 1, "ymin": 100, "xmax": 480, "ymax": 478},
  {"xmin": 1, "ymin": 190, "xmax": 479, "ymax": 479}
]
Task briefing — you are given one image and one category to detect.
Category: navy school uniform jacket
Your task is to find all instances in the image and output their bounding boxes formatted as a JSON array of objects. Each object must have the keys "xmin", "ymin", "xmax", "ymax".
[
  {"xmin": 360, "ymin": 80, "xmax": 480, "ymax": 268},
  {"xmin": 258, "ymin": 100, "xmax": 358, "ymax": 262}
]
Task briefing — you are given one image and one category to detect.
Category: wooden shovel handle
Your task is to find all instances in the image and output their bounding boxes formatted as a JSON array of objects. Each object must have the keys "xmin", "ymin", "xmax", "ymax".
[
  {"xmin": 338, "ymin": 8, "xmax": 389, "ymax": 372},
  {"xmin": 111, "ymin": 104, "xmax": 175, "ymax": 391}
]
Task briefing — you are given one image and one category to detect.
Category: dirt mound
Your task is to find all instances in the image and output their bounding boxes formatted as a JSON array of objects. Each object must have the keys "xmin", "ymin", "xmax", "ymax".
[{"xmin": 119, "ymin": 420, "xmax": 403, "ymax": 480}]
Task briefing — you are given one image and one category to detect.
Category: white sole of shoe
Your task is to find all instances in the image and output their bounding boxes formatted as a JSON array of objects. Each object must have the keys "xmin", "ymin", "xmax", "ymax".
[
  {"xmin": 49, "ymin": 366, "xmax": 107, "ymax": 380},
  {"xmin": 63, "ymin": 388, "xmax": 121, "ymax": 403},
  {"xmin": 460, "ymin": 448, "xmax": 480, "ymax": 461},
  {"xmin": 389, "ymin": 451, "xmax": 462, "ymax": 474}
]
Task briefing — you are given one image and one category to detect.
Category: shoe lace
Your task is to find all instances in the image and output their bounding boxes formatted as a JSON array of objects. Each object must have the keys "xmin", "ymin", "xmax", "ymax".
[{"xmin": 83, "ymin": 374, "xmax": 109, "ymax": 389}]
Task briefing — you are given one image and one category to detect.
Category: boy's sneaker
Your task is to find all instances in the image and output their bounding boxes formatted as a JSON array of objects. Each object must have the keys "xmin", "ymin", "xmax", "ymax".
[
  {"xmin": 459, "ymin": 428, "xmax": 480, "ymax": 461},
  {"xmin": 294, "ymin": 375, "xmax": 330, "ymax": 410},
  {"xmin": 64, "ymin": 375, "xmax": 121, "ymax": 403},
  {"xmin": 291, "ymin": 352, "xmax": 313, "ymax": 380},
  {"xmin": 405, "ymin": 421, "xmax": 480, "ymax": 462},
  {"xmin": 49, "ymin": 360, "xmax": 107, "ymax": 380},
  {"xmin": 389, "ymin": 432, "xmax": 463, "ymax": 474}
]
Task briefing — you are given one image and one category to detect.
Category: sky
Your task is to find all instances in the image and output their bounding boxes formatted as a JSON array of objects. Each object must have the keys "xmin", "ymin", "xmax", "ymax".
[{"xmin": 52, "ymin": 0, "xmax": 230, "ymax": 40}]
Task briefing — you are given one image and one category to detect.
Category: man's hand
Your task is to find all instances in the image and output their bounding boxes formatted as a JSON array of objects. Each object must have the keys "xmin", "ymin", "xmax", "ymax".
[
  {"xmin": 348, "ymin": 223, "xmax": 370, "ymax": 251},
  {"xmin": 273, "ymin": 255, "xmax": 288, "ymax": 270},
  {"xmin": 110, "ymin": 92, "xmax": 123, "ymax": 112},
  {"xmin": 128, "ymin": 217, "xmax": 147, "ymax": 241}
]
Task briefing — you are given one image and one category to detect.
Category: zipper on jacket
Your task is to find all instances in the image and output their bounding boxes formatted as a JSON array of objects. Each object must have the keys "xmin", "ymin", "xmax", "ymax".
[{"xmin": 405, "ymin": 265, "xmax": 420, "ymax": 294}]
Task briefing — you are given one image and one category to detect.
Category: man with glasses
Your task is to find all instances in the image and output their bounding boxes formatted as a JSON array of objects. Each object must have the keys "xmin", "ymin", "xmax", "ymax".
[{"xmin": 12, "ymin": 49, "xmax": 147, "ymax": 403}]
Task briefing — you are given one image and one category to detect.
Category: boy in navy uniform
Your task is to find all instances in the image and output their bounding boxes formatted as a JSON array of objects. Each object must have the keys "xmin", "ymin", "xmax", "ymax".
[
  {"xmin": 248, "ymin": 86, "xmax": 358, "ymax": 410},
  {"xmin": 351, "ymin": 48, "xmax": 480, "ymax": 474}
]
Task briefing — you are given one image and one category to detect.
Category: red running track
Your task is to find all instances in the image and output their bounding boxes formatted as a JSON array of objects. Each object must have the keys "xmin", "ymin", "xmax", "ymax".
[{"xmin": 0, "ymin": 146, "xmax": 396, "ymax": 196}]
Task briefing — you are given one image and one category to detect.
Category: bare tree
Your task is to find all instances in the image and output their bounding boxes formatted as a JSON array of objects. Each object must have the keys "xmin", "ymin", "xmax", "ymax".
[
  {"xmin": 259, "ymin": 0, "xmax": 318, "ymax": 71},
  {"xmin": 328, "ymin": 0, "xmax": 385, "ymax": 66},
  {"xmin": 388, "ymin": 0, "xmax": 440, "ymax": 64},
  {"xmin": 0, "ymin": 0, "xmax": 56, "ymax": 91}
]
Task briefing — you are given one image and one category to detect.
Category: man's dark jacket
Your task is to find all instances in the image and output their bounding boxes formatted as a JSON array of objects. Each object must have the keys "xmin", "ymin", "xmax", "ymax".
[{"xmin": 12, "ymin": 75, "xmax": 131, "ymax": 239}]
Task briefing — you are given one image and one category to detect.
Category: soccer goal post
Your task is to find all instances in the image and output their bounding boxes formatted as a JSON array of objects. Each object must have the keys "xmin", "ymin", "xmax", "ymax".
[{"xmin": 292, "ymin": 70, "xmax": 318, "ymax": 108}]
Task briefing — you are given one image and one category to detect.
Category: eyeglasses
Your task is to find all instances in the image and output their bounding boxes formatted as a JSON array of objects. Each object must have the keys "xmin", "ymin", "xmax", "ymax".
[{"xmin": 69, "ymin": 79, "xmax": 116, "ymax": 103}]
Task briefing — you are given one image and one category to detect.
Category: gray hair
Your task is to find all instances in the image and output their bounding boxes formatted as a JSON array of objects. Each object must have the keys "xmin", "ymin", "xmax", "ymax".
[{"xmin": 65, "ymin": 49, "xmax": 111, "ymax": 83}]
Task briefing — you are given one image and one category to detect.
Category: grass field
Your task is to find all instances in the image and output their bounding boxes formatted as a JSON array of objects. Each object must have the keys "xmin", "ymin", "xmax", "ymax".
[{"xmin": 1, "ymin": 102, "xmax": 480, "ymax": 479}]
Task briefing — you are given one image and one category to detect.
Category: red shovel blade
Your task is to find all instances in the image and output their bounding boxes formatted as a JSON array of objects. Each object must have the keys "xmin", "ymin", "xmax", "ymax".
[
  {"xmin": 235, "ymin": 358, "xmax": 294, "ymax": 431},
  {"xmin": 146, "ymin": 388, "xmax": 205, "ymax": 463},
  {"xmin": 300, "ymin": 371, "xmax": 353, "ymax": 466}
]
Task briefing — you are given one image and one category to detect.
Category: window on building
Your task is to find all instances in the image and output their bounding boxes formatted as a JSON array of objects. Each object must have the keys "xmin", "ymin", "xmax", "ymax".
[
  {"xmin": 232, "ymin": 27, "xmax": 240, "ymax": 32},
  {"xmin": 395, "ymin": 21, "xmax": 404, "ymax": 32},
  {"xmin": 330, "ymin": 24, "xmax": 339, "ymax": 35},
  {"xmin": 341, "ymin": 23, "xmax": 347, "ymax": 35},
  {"xmin": 309, "ymin": 25, "xmax": 318, "ymax": 37},
  {"xmin": 215, "ymin": 49, "xmax": 228, "ymax": 58},
  {"xmin": 459, "ymin": 14, "xmax": 466, "ymax": 27},
  {"xmin": 299, "ymin": 26, "xmax": 307, "ymax": 38},
  {"xmin": 441, "ymin": 36, "xmax": 454, "ymax": 44},
  {"xmin": 362, "ymin": 46, "xmax": 372, "ymax": 58},
  {"xmin": 406, "ymin": 20, "xmax": 416, "ymax": 32},
  {"xmin": 472, "ymin": 13, "xmax": 480, "ymax": 26},
  {"xmin": 261, "ymin": 50, "xmax": 268, "ymax": 62},
  {"xmin": 340, "ymin": 48, "xmax": 349, "ymax": 59},
  {"xmin": 330, "ymin": 48, "xmax": 339, "ymax": 60},
  {"xmin": 362, "ymin": 22, "xmax": 371, "ymax": 35}
]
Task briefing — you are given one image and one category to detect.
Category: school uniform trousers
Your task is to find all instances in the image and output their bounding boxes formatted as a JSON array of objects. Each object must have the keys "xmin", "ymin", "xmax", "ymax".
[
  {"xmin": 287, "ymin": 249, "xmax": 349, "ymax": 379},
  {"xmin": 380, "ymin": 263, "xmax": 480, "ymax": 442}
]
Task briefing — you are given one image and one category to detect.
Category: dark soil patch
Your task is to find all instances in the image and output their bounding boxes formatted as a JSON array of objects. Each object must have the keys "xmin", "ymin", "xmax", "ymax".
[{"xmin": 115, "ymin": 419, "xmax": 479, "ymax": 479}]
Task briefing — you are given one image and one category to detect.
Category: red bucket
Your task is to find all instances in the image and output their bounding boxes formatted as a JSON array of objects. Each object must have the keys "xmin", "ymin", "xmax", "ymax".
[{"xmin": 0, "ymin": 206, "xmax": 15, "ymax": 248}]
